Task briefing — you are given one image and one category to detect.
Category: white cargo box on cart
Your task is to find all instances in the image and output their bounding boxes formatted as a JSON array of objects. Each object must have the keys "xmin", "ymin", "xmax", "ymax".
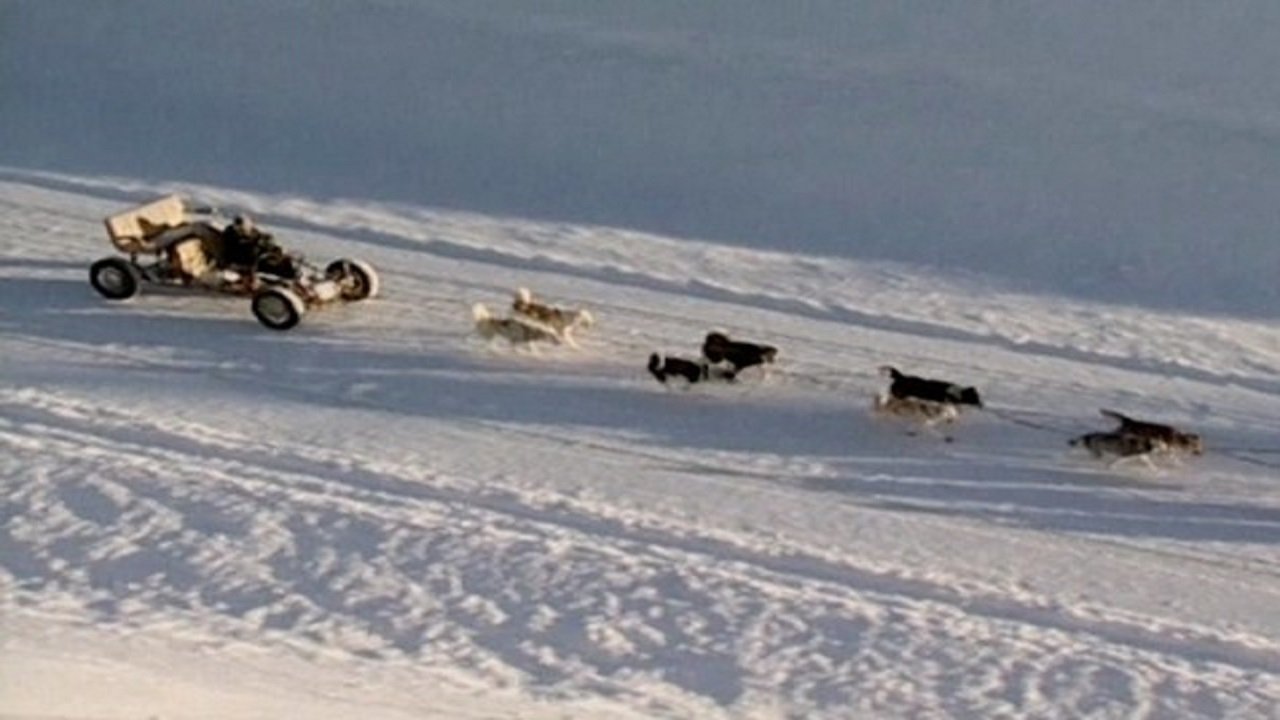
[{"xmin": 103, "ymin": 194, "xmax": 191, "ymax": 254}]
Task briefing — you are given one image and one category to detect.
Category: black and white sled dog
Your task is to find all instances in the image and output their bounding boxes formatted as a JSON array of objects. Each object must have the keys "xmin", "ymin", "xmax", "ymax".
[
  {"xmin": 648, "ymin": 352, "xmax": 736, "ymax": 386},
  {"xmin": 702, "ymin": 332, "xmax": 778, "ymax": 373},
  {"xmin": 472, "ymin": 303, "xmax": 562, "ymax": 347},
  {"xmin": 1100, "ymin": 409, "xmax": 1204, "ymax": 456},
  {"xmin": 879, "ymin": 366, "xmax": 983, "ymax": 408},
  {"xmin": 512, "ymin": 288, "xmax": 594, "ymax": 347},
  {"xmin": 1069, "ymin": 431, "xmax": 1161, "ymax": 470},
  {"xmin": 873, "ymin": 366, "xmax": 982, "ymax": 440}
]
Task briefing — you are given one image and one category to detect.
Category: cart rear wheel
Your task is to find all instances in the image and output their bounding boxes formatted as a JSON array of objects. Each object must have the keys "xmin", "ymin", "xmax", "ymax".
[{"xmin": 252, "ymin": 287, "xmax": 306, "ymax": 330}]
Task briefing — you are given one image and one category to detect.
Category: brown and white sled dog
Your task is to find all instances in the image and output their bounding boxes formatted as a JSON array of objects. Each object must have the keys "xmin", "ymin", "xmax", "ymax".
[
  {"xmin": 512, "ymin": 288, "xmax": 594, "ymax": 347},
  {"xmin": 1069, "ymin": 431, "xmax": 1161, "ymax": 470},
  {"xmin": 1100, "ymin": 409, "xmax": 1204, "ymax": 456},
  {"xmin": 872, "ymin": 392, "xmax": 960, "ymax": 439},
  {"xmin": 472, "ymin": 303, "xmax": 562, "ymax": 347}
]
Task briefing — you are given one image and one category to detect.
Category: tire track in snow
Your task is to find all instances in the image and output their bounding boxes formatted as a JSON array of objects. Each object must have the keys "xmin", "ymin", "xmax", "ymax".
[
  {"xmin": 3, "ymin": 389, "xmax": 1279, "ymax": 690},
  {"xmin": 4, "ymin": 410, "xmax": 1279, "ymax": 717}
]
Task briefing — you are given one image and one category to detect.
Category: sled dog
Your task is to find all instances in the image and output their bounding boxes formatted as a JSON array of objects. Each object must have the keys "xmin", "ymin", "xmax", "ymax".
[
  {"xmin": 512, "ymin": 288, "xmax": 594, "ymax": 346},
  {"xmin": 1069, "ymin": 431, "xmax": 1161, "ymax": 469},
  {"xmin": 1100, "ymin": 409, "xmax": 1204, "ymax": 456},
  {"xmin": 702, "ymin": 332, "xmax": 778, "ymax": 372},
  {"xmin": 472, "ymin": 303, "xmax": 562, "ymax": 346},
  {"xmin": 648, "ymin": 352, "xmax": 735, "ymax": 385},
  {"xmin": 880, "ymin": 366, "xmax": 983, "ymax": 408}
]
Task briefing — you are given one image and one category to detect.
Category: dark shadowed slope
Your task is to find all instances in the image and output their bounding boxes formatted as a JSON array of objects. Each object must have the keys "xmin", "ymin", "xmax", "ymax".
[{"xmin": 4, "ymin": 1, "xmax": 1279, "ymax": 314}]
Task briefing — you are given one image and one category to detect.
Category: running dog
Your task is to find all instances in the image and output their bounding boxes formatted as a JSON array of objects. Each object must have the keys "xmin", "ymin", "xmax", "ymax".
[
  {"xmin": 512, "ymin": 288, "xmax": 594, "ymax": 347},
  {"xmin": 648, "ymin": 352, "xmax": 736, "ymax": 385},
  {"xmin": 1100, "ymin": 409, "xmax": 1204, "ymax": 456},
  {"xmin": 472, "ymin": 303, "xmax": 562, "ymax": 346},
  {"xmin": 1069, "ymin": 431, "xmax": 1161, "ymax": 469},
  {"xmin": 879, "ymin": 366, "xmax": 983, "ymax": 408},
  {"xmin": 702, "ymin": 332, "xmax": 778, "ymax": 373}
]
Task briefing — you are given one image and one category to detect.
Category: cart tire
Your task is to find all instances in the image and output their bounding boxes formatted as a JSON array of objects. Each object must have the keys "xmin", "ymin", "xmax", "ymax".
[
  {"xmin": 252, "ymin": 287, "xmax": 306, "ymax": 330},
  {"xmin": 89, "ymin": 257, "xmax": 141, "ymax": 300}
]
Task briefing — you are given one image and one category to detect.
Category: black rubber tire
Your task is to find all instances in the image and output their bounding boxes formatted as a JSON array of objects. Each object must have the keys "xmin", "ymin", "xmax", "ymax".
[
  {"xmin": 251, "ymin": 287, "xmax": 306, "ymax": 331},
  {"xmin": 325, "ymin": 258, "xmax": 380, "ymax": 300},
  {"xmin": 89, "ymin": 257, "xmax": 142, "ymax": 300}
]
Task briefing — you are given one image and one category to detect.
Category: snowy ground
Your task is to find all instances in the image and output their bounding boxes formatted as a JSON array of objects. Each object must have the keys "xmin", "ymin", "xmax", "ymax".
[{"xmin": 2, "ymin": 173, "xmax": 1279, "ymax": 718}]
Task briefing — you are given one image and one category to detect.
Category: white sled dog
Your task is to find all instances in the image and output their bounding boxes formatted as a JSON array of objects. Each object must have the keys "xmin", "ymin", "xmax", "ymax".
[
  {"xmin": 472, "ymin": 303, "xmax": 562, "ymax": 347},
  {"xmin": 512, "ymin": 288, "xmax": 594, "ymax": 347}
]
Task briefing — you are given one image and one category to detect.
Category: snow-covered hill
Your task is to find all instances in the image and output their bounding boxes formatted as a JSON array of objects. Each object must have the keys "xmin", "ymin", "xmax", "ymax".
[
  {"xmin": 5, "ymin": 3, "xmax": 1280, "ymax": 715},
  {"xmin": 2, "ymin": 173, "xmax": 1279, "ymax": 718}
]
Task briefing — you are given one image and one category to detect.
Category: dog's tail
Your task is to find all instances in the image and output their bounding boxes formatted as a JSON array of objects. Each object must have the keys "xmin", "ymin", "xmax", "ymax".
[
  {"xmin": 472, "ymin": 303, "xmax": 492, "ymax": 323},
  {"xmin": 1095, "ymin": 407, "xmax": 1136, "ymax": 427},
  {"xmin": 513, "ymin": 287, "xmax": 533, "ymax": 308},
  {"xmin": 647, "ymin": 352, "xmax": 667, "ymax": 383},
  {"xmin": 879, "ymin": 365, "xmax": 903, "ymax": 380}
]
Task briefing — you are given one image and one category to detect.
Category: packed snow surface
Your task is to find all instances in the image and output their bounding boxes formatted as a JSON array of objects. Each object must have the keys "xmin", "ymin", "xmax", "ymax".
[{"xmin": 2, "ymin": 173, "xmax": 1278, "ymax": 718}]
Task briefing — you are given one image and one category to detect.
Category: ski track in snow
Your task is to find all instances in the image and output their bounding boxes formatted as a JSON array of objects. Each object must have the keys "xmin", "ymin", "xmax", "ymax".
[{"xmin": 2, "ymin": 174, "xmax": 1280, "ymax": 718}]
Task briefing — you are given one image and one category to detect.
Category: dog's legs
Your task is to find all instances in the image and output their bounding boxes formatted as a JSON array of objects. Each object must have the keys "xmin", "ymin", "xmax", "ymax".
[
  {"xmin": 1106, "ymin": 454, "xmax": 1132, "ymax": 471},
  {"xmin": 920, "ymin": 417, "xmax": 955, "ymax": 443},
  {"xmin": 901, "ymin": 424, "xmax": 952, "ymax": 442},
  {"xmin": 895, "ymin": 414, "xmax": 950, "ymax": 442},
  {"xmin": 923, "ymin": 404, "xmax": 958, "ymax": 443},
  {"xmin": 507, "ymin": 336, "xmax": 539, "ymax": 354},
  {"xmin": 1107, "ymin": 453, "xmax": 1160, "ymax": 473}
]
